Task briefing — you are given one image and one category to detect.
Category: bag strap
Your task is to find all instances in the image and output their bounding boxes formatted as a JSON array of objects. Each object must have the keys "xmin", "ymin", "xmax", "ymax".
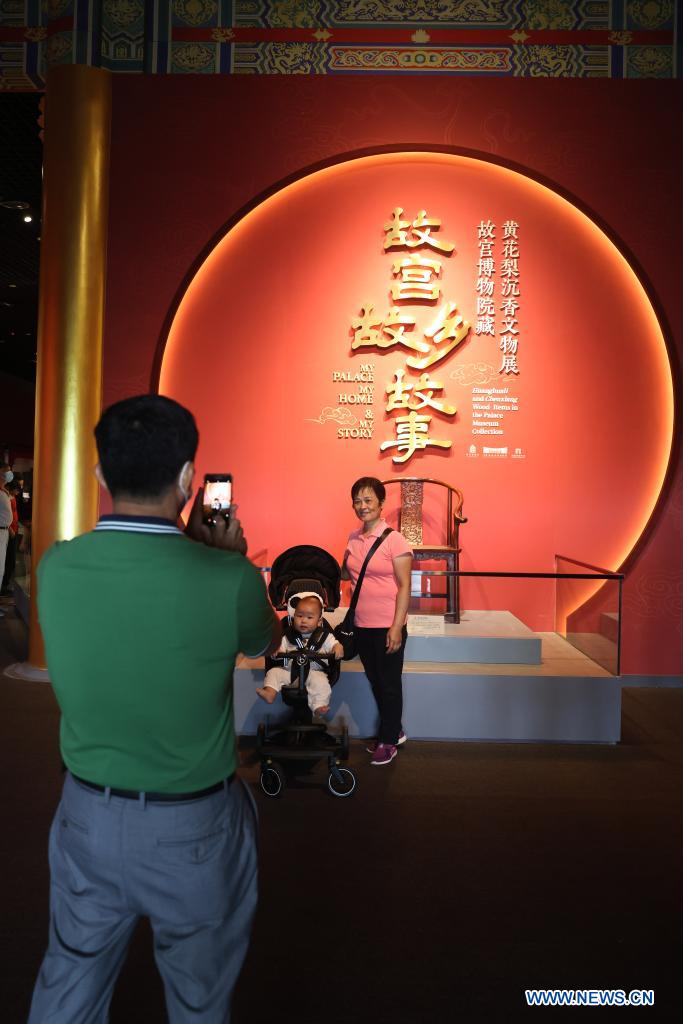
[{"xmin": 348, "ymin": 527, "xmax": 392, "ymax": 614}]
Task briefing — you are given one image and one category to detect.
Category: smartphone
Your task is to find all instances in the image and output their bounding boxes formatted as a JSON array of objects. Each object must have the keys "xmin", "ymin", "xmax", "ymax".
[{"xmin": 203, "ymin": 474, "xmax": 232, "ymax": 527}]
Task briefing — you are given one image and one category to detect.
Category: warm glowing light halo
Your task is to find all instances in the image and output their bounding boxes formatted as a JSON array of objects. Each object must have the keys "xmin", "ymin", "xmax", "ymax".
[{"xmin": 160, "ymin": 149, "xmax": 674, "ymax": 581}]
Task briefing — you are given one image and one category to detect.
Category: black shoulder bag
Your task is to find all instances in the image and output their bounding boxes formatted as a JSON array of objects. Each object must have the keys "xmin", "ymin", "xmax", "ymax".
[{"xmin": 334, "ymin": 527, "xmax": 392, "ymax": 660}]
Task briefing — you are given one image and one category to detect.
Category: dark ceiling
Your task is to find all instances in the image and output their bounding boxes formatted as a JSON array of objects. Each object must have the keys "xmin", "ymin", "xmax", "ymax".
[{"xmin": 0, "ymin": 93, "xmax": 42, "ymax": 384}]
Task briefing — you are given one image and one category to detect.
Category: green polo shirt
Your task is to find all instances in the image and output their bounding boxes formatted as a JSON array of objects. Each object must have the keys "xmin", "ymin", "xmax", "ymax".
[{"xmin": 37, "ymin": 515, "xmax": 274, "ymax": 792}]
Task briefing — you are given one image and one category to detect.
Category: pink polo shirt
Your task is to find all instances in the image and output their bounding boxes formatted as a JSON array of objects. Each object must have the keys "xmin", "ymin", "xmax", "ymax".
[{"xmin": 344, "ymin": 521, "xmax": 413, "ymax": 628}]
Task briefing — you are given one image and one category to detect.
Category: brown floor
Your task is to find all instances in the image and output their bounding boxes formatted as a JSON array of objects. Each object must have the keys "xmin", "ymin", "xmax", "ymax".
[{"xmin": 1, "ymin": 600, "xmax": 681, "ymax": 1022}]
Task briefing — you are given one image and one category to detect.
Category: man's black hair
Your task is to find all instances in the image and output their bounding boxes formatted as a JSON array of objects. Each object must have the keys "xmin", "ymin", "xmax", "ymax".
[
  {"xmin": 350, "ymin": 476, "xmax": 386, "ymax": 503},
  {"xmin": 95, "ymin": 394, "xmax": 199, "ymax": 499}
]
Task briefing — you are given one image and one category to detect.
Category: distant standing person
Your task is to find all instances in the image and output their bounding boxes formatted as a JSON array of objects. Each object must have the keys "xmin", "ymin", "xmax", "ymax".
[
  {"xmin": 0, "ymin": 462, "xmax": 13, "ymax": 616},
  {"xmin": 341, "ymin": 476, "xmax": 412, "ymax": 766},
  {"xmin": 14, "ymin": 474, "xmax": 32, "ymax": 565},
  {"xmin": 28, "ymin": 395, "xmax": 280, "ymax": 1024},
  {"xmin": 1, "ymin": 478, "xmax": 20, "ymax": 594}
]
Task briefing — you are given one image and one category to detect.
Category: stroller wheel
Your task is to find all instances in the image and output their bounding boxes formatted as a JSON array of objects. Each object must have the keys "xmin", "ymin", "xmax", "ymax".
[
  {"xmin": 260, "ymin": 762, "xmax": 285, "ymax": 798},
  {"xmin": 327, "ymin": 767, "xmax": 357, "ymax": 798}
]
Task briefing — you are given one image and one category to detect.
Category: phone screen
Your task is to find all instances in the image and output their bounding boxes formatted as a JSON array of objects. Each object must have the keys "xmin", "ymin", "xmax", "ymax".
[{"xmin": 203, "ymin": 475, "xmax": 232, "ymax": 525}]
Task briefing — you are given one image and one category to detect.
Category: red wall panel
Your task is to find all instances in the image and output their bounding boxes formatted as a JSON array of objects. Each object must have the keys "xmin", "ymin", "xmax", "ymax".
[{"xmin": 104, "ymin": 76, "xmax": 683, "ymax": 675}]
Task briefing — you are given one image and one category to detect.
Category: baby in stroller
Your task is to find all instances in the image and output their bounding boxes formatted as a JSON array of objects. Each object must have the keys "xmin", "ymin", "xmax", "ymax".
[
  {"xmin": 256, "ymin": 592, "xmax": 344, "ymax": 716},
  {"xmin": 256, "ymin": 547, "xmax": 356, "ymax": 798}
]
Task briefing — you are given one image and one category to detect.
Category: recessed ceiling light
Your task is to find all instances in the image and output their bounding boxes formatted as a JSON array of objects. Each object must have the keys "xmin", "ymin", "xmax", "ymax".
[
  {"xmin": 0, "ymin": 200, "xmax": 30, "ymax": 210},
  {"xmin": 23, "ymin": 215, "xmax": 33, "ymax": 223},
  {"xmin": 8, "ymin": 284, "xmax": 17, "ymax": 288}
]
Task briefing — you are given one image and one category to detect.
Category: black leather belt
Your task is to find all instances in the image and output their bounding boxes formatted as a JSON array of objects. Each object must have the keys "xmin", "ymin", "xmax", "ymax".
[{"xmin": 72, "ymin": 773, "xmax": 235, "ymax": 802}]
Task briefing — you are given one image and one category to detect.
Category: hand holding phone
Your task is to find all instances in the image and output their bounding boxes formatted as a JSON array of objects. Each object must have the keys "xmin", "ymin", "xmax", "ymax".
[
  {"xmin": 185, "ymin": 475, "xmax": 247, "ymax": 555},
  {"xmin": 203, "ymin": 474, "xmax": 232, "ymax": 527}
]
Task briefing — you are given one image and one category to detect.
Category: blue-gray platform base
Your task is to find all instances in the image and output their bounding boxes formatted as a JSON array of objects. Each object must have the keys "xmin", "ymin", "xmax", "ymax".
[{"xmin": 235, "ymin": 611, "xmax": 623, "ymax": 744}]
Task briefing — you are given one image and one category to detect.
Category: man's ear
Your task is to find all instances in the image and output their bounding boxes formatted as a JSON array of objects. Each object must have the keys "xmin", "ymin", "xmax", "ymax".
[
  {"xmin": 94, "ymin": 463, "xmax": 109, "ymax": 492},
  {"xmin": 179, "ymin": 461, "xmax": 195, "ymax": 498}
]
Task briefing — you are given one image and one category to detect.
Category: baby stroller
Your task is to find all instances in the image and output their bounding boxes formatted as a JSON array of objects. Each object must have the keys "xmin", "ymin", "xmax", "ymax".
[{"xmin": 256, "ymin": 545, "xmax": 357, "ymax": 798}]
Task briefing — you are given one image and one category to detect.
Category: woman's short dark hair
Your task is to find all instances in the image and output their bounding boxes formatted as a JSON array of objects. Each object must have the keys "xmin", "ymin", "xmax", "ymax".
[
  {"xmin": 350, "ymin": 476, "xmax": 386, "ymax": 503},
  {"xmin": 95, "ymin": 394, "xmax": 199, "ymax": 499}
]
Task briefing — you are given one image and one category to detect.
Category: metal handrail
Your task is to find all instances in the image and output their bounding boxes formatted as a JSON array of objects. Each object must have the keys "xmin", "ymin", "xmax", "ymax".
[{"xmin": 257, "ymin": 567, "xmax": 624, "ymax": 580}]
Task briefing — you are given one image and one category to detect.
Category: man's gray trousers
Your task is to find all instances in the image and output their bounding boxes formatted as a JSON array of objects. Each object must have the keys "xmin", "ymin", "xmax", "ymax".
[{"xmin": 28, "ymin": 772, "xmax": 258, "ymax": 1023}]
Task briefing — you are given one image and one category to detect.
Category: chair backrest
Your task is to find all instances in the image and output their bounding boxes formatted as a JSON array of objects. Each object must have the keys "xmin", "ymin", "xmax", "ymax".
[{"xmin": 381, "ymin": 477, "xmax": 465, "ymax": 548}]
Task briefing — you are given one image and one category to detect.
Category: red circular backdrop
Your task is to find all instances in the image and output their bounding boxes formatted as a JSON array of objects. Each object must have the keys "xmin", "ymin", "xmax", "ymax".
[{"xmin": 159, "ymin": 151, "xmax": 673, "ymax": 622}]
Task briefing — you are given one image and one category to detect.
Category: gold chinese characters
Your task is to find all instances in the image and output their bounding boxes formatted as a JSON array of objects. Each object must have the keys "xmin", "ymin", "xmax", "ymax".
[{"xmin": 351, "ymin": 207, "xmax": 469, "ymax": 463}]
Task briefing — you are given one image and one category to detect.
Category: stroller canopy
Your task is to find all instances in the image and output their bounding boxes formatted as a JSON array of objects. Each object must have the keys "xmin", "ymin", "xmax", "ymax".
[{"xmin": 268, "ymin": 545, "xmax": 341, "ymax": 610}]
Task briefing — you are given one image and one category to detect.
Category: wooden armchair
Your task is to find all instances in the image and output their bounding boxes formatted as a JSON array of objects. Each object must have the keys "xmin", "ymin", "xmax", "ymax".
[{"xmin": 381, "ymin": 477, "xmax": 467, "ymax": 624}]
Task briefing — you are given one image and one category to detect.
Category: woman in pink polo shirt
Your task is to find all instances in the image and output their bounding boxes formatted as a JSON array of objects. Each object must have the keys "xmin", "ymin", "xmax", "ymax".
[{"xmin": 341, "ymin": 477, "xmax": 412, "ymax": 766}]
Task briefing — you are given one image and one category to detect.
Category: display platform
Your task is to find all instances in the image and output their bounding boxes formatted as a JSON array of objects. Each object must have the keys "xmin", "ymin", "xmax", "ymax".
[
  {"xmin": 10, "ymin": 583, "xmax": 620, "ymax": 742},
  {"xmin": 235, "ymin": 617, "xmax": 621, "ymax": 745},
  {"xmin": 329, "ymin": 607, "xmax": 542, "ymax": 665}
]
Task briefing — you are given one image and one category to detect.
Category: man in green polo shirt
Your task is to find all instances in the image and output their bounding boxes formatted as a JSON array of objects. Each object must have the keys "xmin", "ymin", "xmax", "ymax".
[{"xmin": 29, "ymin": 394, "xmax": 280, "ymax": 1024}]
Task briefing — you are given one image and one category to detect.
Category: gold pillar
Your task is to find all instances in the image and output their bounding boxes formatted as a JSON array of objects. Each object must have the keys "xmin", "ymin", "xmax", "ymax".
[{"xmin": 28, "ymin": 65, "xmax": 112, "ymax": 668}]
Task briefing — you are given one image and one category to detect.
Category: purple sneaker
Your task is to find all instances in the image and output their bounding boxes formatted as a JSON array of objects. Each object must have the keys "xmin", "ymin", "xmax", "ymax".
[
  {"xmin": 366, "ymin": 732, "xmax": 407, "ymax": 753},
  {"xmin": 371, "ymin": 743, "xmax": 398, "ymax": 766}
]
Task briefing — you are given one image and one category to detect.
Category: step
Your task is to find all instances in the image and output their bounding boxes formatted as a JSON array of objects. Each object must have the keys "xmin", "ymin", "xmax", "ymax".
[
  {"xmin": 326, "ymin": 608, "xmax": 542, "ymax": 665},
  {"xmin": 236, "ymin": 632, "xmax": 619, "ymax": 744}
]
